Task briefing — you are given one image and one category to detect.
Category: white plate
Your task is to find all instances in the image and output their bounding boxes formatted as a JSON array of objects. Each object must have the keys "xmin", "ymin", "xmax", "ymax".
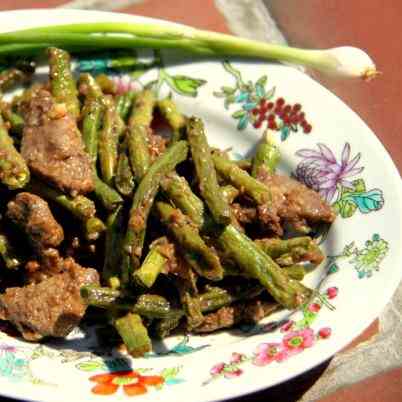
[{"xmin": 0, "ymin": 9, "xmax": 401, "ymax": 402}]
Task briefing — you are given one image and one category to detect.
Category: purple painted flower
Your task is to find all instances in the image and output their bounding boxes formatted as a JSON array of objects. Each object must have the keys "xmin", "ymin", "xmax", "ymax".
[
  {"xmin": 0, "ymin": 344, "xmax": 17, "ymax": 353},
  {"xmin": 295, "ymin": 143, "xmax": 364, "ymax": 202}
]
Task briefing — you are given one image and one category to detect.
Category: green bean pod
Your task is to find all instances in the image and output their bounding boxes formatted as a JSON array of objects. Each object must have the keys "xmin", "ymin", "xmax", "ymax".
[
  {"xmin": 115, "ymin": 144, "xmax": 135, "ymax": 197},
  {"xmin": 0, "ymin": 114, "xmax": 29, "ymax": 189},
  {"xmin": 48, "ymin": 47, "xmax": 80, "ymax": 118},
  {"xmin": 133, "ymin": 243, "xmax": 167, "ymax": 288},
  {"xmin": 124, "ymin": 140, "xmax": 188, "ymax": 270},
  {"xmin": 116, "ymin": 91, "xmax": 136, "ymax": 121},
  {"xmin": 157, "ymin": 96, "xmax": 186, "ymax": 142},
  {"xmin": 0, "ymin": 67, "xmax": 32, "ymax": 92},
  {"xmin": 213, "ymin": 152, "xmax": 271, "ymax": 205},
  {"xmin": 251, "ymin": 130, "xmax": 281, "ymax": 177},
  {"xmin": 156, "ymin": 201, "xmax": 223, "ymax": 281},
  {"xmin": 113, "ymin": 313, "xmax": 152, "ymax": 357},
  {"xmin": 161, "ymin": 173, "xmax": 205, "ymax": 227},
  {"xmin": 0, "ymin": 233, "xmax": 21, "ymax": 269},
  {"xmin": 127, "ymin": 89, "xmax": 155, "ymax": 179},
  {"xmin": 187, "ymin": 117, "xmax": 231, "ymax": 225},
  {"xmin": 216, "ymin": 225, "xmax": 312, "ymax": 309},
  {"xmin": 95, "ymin": 74, "xmax": 117, "ymax": 94},
  {"xmin": 98, "ymin": 96, "xmax": 120, "ymax": 185}
]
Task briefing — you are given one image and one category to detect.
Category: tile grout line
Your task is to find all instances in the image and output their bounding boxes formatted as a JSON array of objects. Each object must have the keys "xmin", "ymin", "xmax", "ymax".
[{"xmin": 214, "ymin": 0, "xmax": 287, "ymax": 44}]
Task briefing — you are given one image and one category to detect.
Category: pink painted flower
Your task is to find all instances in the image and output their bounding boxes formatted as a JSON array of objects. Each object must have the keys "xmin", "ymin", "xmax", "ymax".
[
  {"xmin": 253, "ymin": 343, "xmax": 288, "ymax": 366},
  {"xmin": 111, "ymin": 74, "xmax": 143, "ymax": 95},
  {"xmin": 282, "ymin": 328, "xmax": 315, "ymax": 356},
  {"xmin": 280, "ymin": 320, "xmax": 294, "ymax": 333},
  {"xmin": 230, "ymin": 352, "xmax": 245, "ymax": 364},
  {"xmin": 318, "ymin": 327, "xmax": 332, "ymax": 339},
  {"xmin": 308, "ymin": 303, "xmax": 321, "ymax": 313},
  {"xmin": 224, "ymin": 368, "xmax": 243, "ymax": 379},
  {"xmin": 326, "ymin": 287, "xmax": 338, "ymax": 299},
  {"xmin": 210, "ymin": 363, "xmax": 225, "ymax": 376}
]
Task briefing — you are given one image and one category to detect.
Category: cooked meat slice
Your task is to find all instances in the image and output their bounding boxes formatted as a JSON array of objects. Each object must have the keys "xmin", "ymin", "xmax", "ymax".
[
  {"xmin": 231, "ymin": 203, "xmax": 257, "ymax": 224},
  {"xmin": 257, "ymin": 171, "xmax": 336, "ymax": 235},
  {"xmin": 194, "ymin": 306, "xmax": 234, "ymax": 333},
  {"xmin": 241, "ymin": 299, "xmax": 279, "ymax": 323},
  {"xmin": 0, "ymin": 257, "xmax": 99, "ymax": 341},
  {"xmin": 21, "ymin": 90, "xmax": 94, "ymax": 195},
  {"xmin": 7, "ymin": 192, "xmax": 64, "ymax": 250},
  {"xmin": 148, "ymin": 131, "xmax": 167, "ymax": 161},
  {"xmin": 194, "ymin": 299, "xmax": 279, "ymax": 333},
  {"xmin": 25, "ymin": 248, "xmax": 65, "ymax": 284}
]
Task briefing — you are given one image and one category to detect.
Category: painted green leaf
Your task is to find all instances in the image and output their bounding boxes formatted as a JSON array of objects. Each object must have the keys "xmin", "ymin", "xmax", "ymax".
[
  {"xmin": 256, "ymin": 75, "xmax": 268, "ymax": 87},
  {"xmin": 160, "ymin": 366, "xmax": 180, "ymax": 380},
  {"xmin": 333, "ymin": 198, "xmax": 357, "ymax": 218},
  {"xmin": 344, "ymin": 189, "xmax": 384, "ymax": 213},
  {"xmin": 351, "ymin": 178, "xmax": 366, "ymax": 193},
  {"xmin": 303, "ymin": 310, "xmax": 317, "ymax": 327},
  {"xmin": 135, "ymin": 368, "xmax": 153, "ymax": 374},
  {"xmin": 222, "ymin": 61, "xmax": 244, "ymax": 86},
  {"xmin": 76, "ymin": 360, "xmax": 106, "ymax": 372},
  {"xmin": 222, "ymin": 86, "xmax": 236, "ymax": 95},
  {"xmin": 232, "ymin": 110, "xmax": 247, "ymax": 119},
  {"xmin": 224, "ymin": 95, "xmax": 236, "ymax": 109},
  {"xmin": 169, "ymin": 75, "xmax": 207, "ymax": 97}
]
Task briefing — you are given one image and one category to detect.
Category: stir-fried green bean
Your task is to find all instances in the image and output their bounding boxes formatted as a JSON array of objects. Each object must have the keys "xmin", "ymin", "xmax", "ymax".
[
  {"xmin": 123, "ymin": 140, "xmax": 188, "ymax": 270},
  {"xmin": 187, "ymin": 117, "xmax": 231, "ymax": 225},
  {"xmin": 48, "ymin": 47, "xmax": 79, "ymax": 118},
  {"xmin": 157, "ymin": 96, "xmax": 186, "ymax": 142},
  {"xmin": 216, "ymin": 225, "xmax": 311, "ymax": 309},
  {"xmin": 0, "ymin": 114, "xmax": 29, "ymax": 189},
  {"xmin": 0, "ymin": 49, "xmax": 333, "ymax": 358},
  {"xmin": 251, "ymin": 130, "xmax": 280, "ymax": 177},
  {"xmin": 113, "ymin": 313, "xmax": 152, "ymax": 357},
  {"xmin": 156, "ymin": 201, "xmax": 223, "ymax": 281},
  {"xmin": 127, "ymin": 89, "xmax": 155, "ymax": 179}
]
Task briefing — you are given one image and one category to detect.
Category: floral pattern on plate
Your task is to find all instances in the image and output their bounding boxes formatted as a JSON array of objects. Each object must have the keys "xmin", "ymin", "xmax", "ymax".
[
  {"xmin": 326, "ymin": 233, "xmax": 389, "ymax": 279},
  {"xmin": 213, "ymin": 62, "xmax": 312, "ymax": 139},
  {"xmin": 294, "ymin": 142, "xmax": 384, "ymax": 218},
  {"xmin": 204, "ymin": 288, "xmax": 336, "ymax": 385}
]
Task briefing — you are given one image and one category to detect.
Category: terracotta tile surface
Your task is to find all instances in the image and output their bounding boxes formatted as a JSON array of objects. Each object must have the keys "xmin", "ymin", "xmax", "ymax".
[
  {"xmin": 341, "ymin": 319, "xmax": 379, "ymax": 352},
  {"xmin": 268, "ymin": 0, "xmax": 402, "ymax": 173},
  {"xmin": 320, "ymin": 366, "xmax": 402, "ymax": 402},
  {"xmin": 0, "ymin": 0, "xmax": 68, "ymax": 10},
  {"xmin": 119, "ymin": 0, "xmax": 230, "ymax": 32}
]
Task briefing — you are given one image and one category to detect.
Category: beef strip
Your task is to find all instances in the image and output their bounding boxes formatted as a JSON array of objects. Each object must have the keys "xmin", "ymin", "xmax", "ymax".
[
  {"xmin": 21, "ymin": 89, "xmax": 94, "ymax": 195},
  {"xmin": 0, "ymin": 256, "xmax": 99, "ymax": 341},
  {"xmin": 7, "ymin": 192, "xmax": 64, "ymax": 251},
  {"xmin": 25, "ymin": 248, "xmax": 66, "ymax": 284},
  {"xmin": 148, "ymin": 131, "xmax": 167, "ymax": 161},
  {"xmin": 231, "ymin": 203, "xmax": 257, "ymax": 224},
  {"xmin": 194, "ymin": 299, "xmax": 279, "ymax": 333},
  {"xmin": 257, "ymin": 171, "xmax": 336, "ymax": 235}
]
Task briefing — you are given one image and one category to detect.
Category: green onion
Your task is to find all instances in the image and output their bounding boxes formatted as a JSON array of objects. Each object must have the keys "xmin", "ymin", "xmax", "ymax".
[{"xmin": 0, "ymin": 22, "xmax": 377, "ymax": 79}]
